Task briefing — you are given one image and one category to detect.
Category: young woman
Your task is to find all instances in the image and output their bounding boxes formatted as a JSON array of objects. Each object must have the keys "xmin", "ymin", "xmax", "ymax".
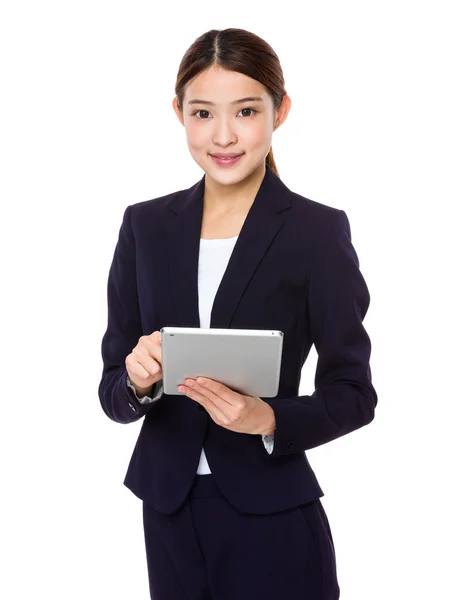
[{"xmin": 98, "ymin": 27, "xmax": 378, "ymax": 600}]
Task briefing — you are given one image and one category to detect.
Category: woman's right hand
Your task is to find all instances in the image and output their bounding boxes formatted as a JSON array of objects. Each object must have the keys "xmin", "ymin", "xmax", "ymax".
[{"xmin": 125, "ymin": 330, "xmax": 162, "ymax": 394}]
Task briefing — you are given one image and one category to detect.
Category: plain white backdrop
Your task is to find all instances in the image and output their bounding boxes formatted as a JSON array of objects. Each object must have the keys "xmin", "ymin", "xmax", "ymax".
[{"xmin": 1, "ymin": 1, "xmax": 451, "ymax": 598}]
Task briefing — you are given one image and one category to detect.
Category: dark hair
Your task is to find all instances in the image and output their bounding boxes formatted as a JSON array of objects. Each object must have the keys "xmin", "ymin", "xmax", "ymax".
[{"xmin": 175, "ymin": 28, "xmax": 287, "ymax": 179}]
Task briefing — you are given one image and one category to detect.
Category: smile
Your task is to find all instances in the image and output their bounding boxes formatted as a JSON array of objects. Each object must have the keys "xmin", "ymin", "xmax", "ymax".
[{"xmin": 210, "ymin": 154, "xmax": 244, "ymax": 167}]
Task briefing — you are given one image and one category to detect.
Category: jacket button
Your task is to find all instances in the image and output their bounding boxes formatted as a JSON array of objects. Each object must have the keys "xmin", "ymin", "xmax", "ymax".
[{"xmin": 286, "ymin": 440, "xmax": 294, "ymax": 450}]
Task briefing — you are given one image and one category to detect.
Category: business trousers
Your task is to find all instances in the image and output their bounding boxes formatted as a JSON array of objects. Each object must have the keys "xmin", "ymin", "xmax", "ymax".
[{"xmin": 142, "ymin": 474, "xmax": 340, "ymax": 600}]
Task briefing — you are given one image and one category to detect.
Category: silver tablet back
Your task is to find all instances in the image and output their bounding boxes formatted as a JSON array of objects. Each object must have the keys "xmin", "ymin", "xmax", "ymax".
[{"xmin": 161, "ymin": 327, "xmax": 283, "ymax": 397}]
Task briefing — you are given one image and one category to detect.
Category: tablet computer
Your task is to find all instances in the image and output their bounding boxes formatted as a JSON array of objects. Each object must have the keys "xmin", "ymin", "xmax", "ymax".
[{"xmin": 161, "ymin": 327, "xmax": 283, "ymax": 398}]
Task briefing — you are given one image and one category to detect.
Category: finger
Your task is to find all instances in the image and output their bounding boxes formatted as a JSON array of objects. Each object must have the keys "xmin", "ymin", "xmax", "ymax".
[
  {"xmin": 183, "ymin": 381, "xmax": 238, "ymax": 423},
  {"xmin": 195, "ymin": 377, "xmax": 236, "ymax": 407},
  {"xmin": 181, "ymin": 385, "xmax": 228, "ymax": 424},
  {"xmin": 126, "ymin": 357, "xmax": 152, "ymax": 381},
  {"xmin": 193, "ymin": 379, "xmax": 249, "ymax": 420},
  {"xmin": 140, "ymin": 335, "xmax": 163, "ymax": 365},
  {"xmin": 150, "ymin": 330, "xmax": 163, "ymax": 349},
  {"xmin": 133, "ymin": 345, "xmax": 161, "ymax": 376}
]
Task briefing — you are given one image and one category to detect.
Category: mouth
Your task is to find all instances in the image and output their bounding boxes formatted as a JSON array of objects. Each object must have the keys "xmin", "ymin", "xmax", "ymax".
[{"xmin": 209, "ymin": 153, "xmax": 244, "ymax": 167}]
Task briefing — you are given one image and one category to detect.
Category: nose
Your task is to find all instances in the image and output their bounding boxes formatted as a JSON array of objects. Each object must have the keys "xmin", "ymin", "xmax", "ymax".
[{"xmin": 212, "ymin": 116, "xmax": 238, "ymax": 147}]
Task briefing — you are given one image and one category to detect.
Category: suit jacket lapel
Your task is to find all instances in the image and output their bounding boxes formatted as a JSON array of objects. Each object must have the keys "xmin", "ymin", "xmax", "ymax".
[{"xmin": 165, "ymin": 165, "xmax": 292, "ymax": 329}]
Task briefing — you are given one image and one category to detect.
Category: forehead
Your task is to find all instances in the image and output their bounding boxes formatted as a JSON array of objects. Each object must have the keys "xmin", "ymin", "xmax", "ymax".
[{"xmin": 184, "ymin": 66, "xmax": 271, "ymax": 105}]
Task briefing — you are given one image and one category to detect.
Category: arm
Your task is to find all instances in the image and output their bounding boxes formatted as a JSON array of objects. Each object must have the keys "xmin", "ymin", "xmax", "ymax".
[
  {"xmin": 98, "ymin": 205, "xmax": 163, "ymax": 424},
  {"xmin": 263, "ymin": 209, "xmax": 378, "ymax": 457}
]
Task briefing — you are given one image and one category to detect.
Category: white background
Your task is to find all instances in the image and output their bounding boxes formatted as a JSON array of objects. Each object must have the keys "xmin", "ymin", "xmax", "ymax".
[{"xmin": 1, "ymin": 1, "xmax": 451, "ymax": 598}]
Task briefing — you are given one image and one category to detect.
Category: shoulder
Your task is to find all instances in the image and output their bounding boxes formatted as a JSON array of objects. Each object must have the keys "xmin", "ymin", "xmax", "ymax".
[
  {"xmin": 285, "ymin": 185, "xmax": 351, "ymax": 244},
  {"xmin": 125, "ymin": 179, "xmax": 195, "ymax": 234},
  {"xmin": 128, "ymin": 187, "xmax": 183, "ymax": 220},
  {"xmin": 291, "ymin": 188, "xmax": 345, "ymax": 224}
]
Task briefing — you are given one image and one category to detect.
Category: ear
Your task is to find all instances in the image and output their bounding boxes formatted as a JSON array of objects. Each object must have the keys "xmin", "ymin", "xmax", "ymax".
[
  {"xmin": 172, "ymin": 96, "xmax": 184, "ymax": 126},
  {"xmin": 274, "ymin": 95, "xmax": 292, "ymax": 130}
]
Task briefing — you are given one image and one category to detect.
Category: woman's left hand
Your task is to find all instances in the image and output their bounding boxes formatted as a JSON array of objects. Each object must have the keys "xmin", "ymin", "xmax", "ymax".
[{"xmin": 178, "ymin": 377, "xmax": 276, "ymax": 436}]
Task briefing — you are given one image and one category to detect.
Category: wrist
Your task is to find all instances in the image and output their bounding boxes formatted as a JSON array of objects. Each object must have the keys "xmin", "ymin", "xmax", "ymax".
[
  {"xmin": 260, "ymin": 403, "xmax": 276, "ymax": 436},
  {"xmin": 127, "ymin": 375, "xmax": 154, "ymax": 398},
  {"xmin": 135, "ymin": 384, "xmax": 154, "ymax": 398}
]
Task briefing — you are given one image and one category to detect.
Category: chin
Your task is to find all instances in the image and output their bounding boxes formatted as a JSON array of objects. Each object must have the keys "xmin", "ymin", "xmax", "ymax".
[{"xmin": 206, "ymin": 169, "xmax": 248, "ymax": 186}]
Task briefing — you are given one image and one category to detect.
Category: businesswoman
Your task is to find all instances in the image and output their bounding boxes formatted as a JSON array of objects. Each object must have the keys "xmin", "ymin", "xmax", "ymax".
[{"xmin": 98, "ymin": 28, "xmax": 378, "ymax": 600}]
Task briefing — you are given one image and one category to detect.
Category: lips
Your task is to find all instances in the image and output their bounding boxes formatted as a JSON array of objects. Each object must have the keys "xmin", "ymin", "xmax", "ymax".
[
  {"xmin": 210, "ymin": 153, "xmax": 244, "ymax": 167},
  {"xmin": 210, "ymin": 153, "xmax": 243, "ymax": 158}
]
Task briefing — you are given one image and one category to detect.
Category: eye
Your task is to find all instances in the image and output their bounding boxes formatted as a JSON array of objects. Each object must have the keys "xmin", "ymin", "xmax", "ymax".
[
  {"xmin": 238, "ymin": 107, "xmax": 257, "ymax": 117},
  {"xmin": 192, "ymin": 109, "xmax": 211, "ymax": 119},
  {"xmin": 191, "ymin": 107, "xmax": 258, "ymax": 119}
]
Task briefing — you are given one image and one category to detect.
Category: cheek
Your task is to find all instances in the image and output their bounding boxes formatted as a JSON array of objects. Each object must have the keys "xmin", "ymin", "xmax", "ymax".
[
  {"xmin": 246, "ymin": 123, "xmax": 272, "ymax": 150},
  {"xmin": 185, "ymin": 123, "xmax": 209, "ymax": 152}
]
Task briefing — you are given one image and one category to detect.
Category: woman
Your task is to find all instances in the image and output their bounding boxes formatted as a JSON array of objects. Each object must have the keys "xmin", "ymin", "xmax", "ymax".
[{"xmin": 98, "ymin": 27, "xmax": 378, "ymax": 600}]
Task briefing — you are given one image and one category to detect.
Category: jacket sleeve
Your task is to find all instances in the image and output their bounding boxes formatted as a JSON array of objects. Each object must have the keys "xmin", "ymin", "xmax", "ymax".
[
  {"xmin": 127, "ymin": 376, "xmax": 164, "ymax": 404},
  {"xmin": 98, "ymin": 204, "xmax": 163, "ymax": 424},
  {"xmin": 264, "ymin": 209, "xmax": 378, "ymax": 457}
]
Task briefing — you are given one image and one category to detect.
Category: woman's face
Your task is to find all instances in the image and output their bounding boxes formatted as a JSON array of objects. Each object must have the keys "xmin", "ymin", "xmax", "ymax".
[{"xmin": 173, "ymin": 65, "xmax": 289, "ymax": 186}]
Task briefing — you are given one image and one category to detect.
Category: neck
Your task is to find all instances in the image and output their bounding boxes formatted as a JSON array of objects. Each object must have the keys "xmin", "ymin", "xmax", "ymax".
[{"xmin": 203, "ymin": 162, "xmax": 266, "ymax": 215}]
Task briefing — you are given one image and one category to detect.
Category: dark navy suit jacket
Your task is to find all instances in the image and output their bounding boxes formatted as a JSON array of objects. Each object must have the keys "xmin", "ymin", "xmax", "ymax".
[{"xmin": 98, "ymin": 165, "xmax": 378, "ymax": 515}]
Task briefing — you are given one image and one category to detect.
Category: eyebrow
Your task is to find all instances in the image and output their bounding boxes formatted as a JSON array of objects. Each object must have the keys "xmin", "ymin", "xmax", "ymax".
[{"xmin": 187, "ymin": 96, "xmax": 264, "ymax": 106}]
